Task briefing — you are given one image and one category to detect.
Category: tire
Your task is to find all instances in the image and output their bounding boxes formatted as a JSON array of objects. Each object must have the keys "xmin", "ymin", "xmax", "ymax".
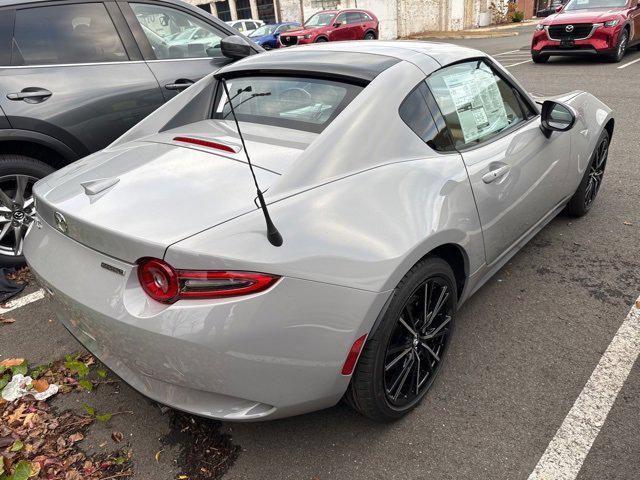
[
  {"xmin": 0, "ymin": 154, "xmax": 54, "ymax": 267},
  {"xmin": 608, "ymin": 29, "xmax": 628, "ymax": 62},
  {"xmin": 532, "ymin": 54, "xmax": 549, "ymax": 63},
  {"xmin": 564, "ymin": 130, "xmax": 609, "ymax": 217},
  {"xmin": 364, "ymin": 32, "xmax": 376, "ymax": 40},
  {"xmin": 345, "ymin": 257, "xmax": 457, "ymax": 422},
  {"xmin": 315, "ymin": 37, "xmax": 328, "ymax": 43}
]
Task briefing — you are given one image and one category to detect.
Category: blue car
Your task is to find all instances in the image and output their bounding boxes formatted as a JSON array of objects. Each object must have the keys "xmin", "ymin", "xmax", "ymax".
[{"xmin": 249, "ymin": 22, "xmax": 301, "ymax": 49}]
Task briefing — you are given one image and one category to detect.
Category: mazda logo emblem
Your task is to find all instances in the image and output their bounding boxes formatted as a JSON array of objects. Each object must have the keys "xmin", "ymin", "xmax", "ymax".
[
  {"xmin": 54, "ymin": 211, "xmax": 68, "ymax": 234},
  {"xmin": 565, "ymin": 25, "xmax": 574, "ymax": 32}
]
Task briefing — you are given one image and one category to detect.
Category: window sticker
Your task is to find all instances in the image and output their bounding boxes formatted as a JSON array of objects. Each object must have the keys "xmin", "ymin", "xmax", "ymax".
[{"xmin": 442, "ymin": 69, "xmax": 509, "ymax": 143}]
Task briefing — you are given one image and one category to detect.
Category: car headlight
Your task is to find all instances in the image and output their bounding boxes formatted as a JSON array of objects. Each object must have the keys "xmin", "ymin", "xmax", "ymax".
[
  {"xmin": 536, "ymin": 24, "xmax": 545, "ymax": 31},
  {"xmin": 304, "ymin": 34, "xmax": 312, "ymax": 39},
  {"xmin": 604, "ymin": 19, "xmax": 619, "ymax": 27}
]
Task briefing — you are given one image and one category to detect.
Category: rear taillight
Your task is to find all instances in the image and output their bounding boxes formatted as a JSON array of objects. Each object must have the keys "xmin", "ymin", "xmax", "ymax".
[{"xmin": 137, "ymin": 258, "xmax": 280, "ymax": 304}]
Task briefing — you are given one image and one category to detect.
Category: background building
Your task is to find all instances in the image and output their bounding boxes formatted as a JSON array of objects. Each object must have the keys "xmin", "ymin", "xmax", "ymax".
[{"xmin": 184, "ymin": 0, "xmax": 506, "ymax": 38}]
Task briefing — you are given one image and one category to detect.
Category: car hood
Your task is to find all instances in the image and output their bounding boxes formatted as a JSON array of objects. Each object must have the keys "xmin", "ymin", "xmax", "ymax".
[
  {"xmin": 250, "ymin": 34, "xmax": 273, "ymax": 43},
  {"xmin": 546, "ymin": 8, "xmax": 623, "ymax": 23},
  {"xmin": 284, "ymin": 26, "xmax": 325, "ymax": 35},
  {"xmin": 33, "ymin": 120, "xmax": 316, "ymax": 263}
]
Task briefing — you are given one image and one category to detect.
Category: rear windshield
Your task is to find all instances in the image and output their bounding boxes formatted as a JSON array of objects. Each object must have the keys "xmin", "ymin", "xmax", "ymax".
[{"xmin": 212, "ymin": 76, "xmax": 363, "ymax": 133}]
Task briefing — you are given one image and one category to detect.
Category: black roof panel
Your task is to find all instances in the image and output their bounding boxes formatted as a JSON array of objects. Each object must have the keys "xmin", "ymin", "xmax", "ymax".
[{"xmin": 217, "ymin": 50, "xmax": 401, "ymax": 84}]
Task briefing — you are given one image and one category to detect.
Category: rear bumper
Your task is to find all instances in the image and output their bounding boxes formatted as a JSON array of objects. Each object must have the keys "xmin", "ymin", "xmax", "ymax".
[{"xmin": 25, "ymin": 217, "xmax": 389, "ymax": 421}]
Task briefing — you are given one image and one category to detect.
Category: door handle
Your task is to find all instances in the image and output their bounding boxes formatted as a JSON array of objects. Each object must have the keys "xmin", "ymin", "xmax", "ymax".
[
  {"xmin": 165, "ymin": 79, "xmax": 195, "ymax": 91},
  {"xmin": 482, "ymin": 165, "xmax": 511, "ymax": 184},
  {"xmin": 7, "ymin": 88, "xmax": 52, "ymax": 103}
]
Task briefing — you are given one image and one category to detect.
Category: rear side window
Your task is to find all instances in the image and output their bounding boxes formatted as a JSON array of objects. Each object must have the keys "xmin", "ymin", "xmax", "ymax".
[
  {"xmin": 399, "ymin": 82, "xmax": 454, "ymax": 152},
  {"xmin": 426, "ymin": 60, "xmax": 528, "ymax": 149},
  {"xmin": 346, "ymin": 12, "xmax": 362, "ymax": 24},
  {"xmin": 213, "ymin": 76, "xmax": 363, "ymax": 133},
  {"xmin": 12, "ymin": 3, "xmax": 128, "ymax": 66},
  {"xmin": 0, "ymin": 11, "xmax": 14, "ymax": 66}
]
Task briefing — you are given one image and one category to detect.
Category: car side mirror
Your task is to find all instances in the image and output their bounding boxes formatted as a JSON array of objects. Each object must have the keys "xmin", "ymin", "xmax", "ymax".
[
  {"xmin": 540, "ymin": 100, "xmax": 576, "ymax": 138},
  {"xmin": 221, "ymin": 35, "xmax": 253, "ymax": 59},
  {"xmin": 333, "ymin": 21, "xmax": 342, "ymax": 27},
  {"xmin": 555, "ymin": 5, "xmax": 564, "ymax": 12}
]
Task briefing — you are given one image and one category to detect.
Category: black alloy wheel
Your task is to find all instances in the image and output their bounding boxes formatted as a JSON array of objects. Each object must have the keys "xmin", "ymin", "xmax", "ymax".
[
  {"xmin": 565, "ymin": 130, "xmax": 610, "ymax": 216},
  {"xmin": 364, "ymin": 32, "xmax": 376, "ymax": 40},
  {"xmin": 383, "ymin": 276, "xmax": 453, "ymax": 408},
  {"xmin": 583, "ymin": 135, "xmax": 608, "ymax": 210},
  {"xmin": 346, "ymin": 257, "xmax": 457, "ymax": 421}
]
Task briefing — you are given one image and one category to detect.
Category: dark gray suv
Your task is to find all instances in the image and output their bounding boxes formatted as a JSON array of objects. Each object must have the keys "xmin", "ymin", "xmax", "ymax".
[{"xmin": 0, "ymin": 0, "xmax": 260, "ymax": 265}]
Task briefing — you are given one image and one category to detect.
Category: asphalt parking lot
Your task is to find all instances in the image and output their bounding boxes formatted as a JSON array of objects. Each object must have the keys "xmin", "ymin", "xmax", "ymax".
[{"xmin": 2, "ymin": 24, "xmax": 639, "ymax": 480}]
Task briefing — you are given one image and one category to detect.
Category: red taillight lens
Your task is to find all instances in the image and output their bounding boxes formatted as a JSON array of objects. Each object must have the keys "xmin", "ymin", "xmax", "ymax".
[
  {"xmin": 137, "ymin": 258, "xmax": 280, "ymax": 304},
  {"xmin": 137, "ymin": 258, "xmax": 179, "ymax": 303}
]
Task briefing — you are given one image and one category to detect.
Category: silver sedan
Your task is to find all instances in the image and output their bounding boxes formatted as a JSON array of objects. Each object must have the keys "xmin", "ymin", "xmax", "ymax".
[{"xmin": 25, "ymin": 41, "xmax": 613, "ymax": 422}]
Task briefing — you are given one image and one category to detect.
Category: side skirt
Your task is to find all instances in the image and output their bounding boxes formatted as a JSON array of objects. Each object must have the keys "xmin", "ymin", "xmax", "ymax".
[{"xmin": 459, "ymin": 195, "xmax": 570, "ymax": 304}]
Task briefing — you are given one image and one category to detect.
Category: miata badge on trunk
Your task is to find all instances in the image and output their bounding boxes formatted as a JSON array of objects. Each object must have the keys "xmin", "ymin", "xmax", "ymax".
[{"xmin": 53, "ymin": 212, "xmax": 68, "ymax": 234}]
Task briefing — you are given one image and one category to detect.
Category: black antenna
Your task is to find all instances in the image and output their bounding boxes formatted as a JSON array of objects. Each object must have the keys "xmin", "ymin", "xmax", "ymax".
[{"xmin": 221, "ymin": 78, "xmax": 283, "ymax": 247}]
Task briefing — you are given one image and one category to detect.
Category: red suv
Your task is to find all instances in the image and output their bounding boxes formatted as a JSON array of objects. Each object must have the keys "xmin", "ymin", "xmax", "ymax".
[
  {"xmin": 531, "ymin": 0, "xmax": 640, "ymax": 63},
  {"xmin": 279, "ymin": 9, "xmax": 379, "ymax": 47}
]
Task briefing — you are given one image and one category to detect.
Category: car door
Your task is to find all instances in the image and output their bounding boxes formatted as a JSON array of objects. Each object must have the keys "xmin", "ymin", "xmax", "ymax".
[
  {"xmin": 329, "ymin": 13, "xmax": 350, "ymax": 41},
  {"xmin": 630, "ymin": 0, "xmax": 640, "ymax": 44},
  {"xmin": 426, "ymin": 59, "xmax": 571, "ymax": 265},
  {"xmin": 0, "ymin": 0, "xmax": 164, "ymax": 156},
  {"xmin": 345, "ymin": 12, "xmax": 364, "ymax": 39},
  {"xmin": 121, "ymin": 1, "xmax": 234, "ymax": 100}
]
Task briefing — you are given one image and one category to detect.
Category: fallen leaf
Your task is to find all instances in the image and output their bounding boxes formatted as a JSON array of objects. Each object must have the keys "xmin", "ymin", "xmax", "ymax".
[
  {"xmin": 64, "ymin": 469, "xmax": 83, "ymax": 480},
  {"xmin": 111, "ymin": 431, "xmax": 124, "ymax": 443},
  {"xmin": 155, "ymin": 449, "xmax": 163, "ymax": 462},
  {"xmin": 68, "ymin": 432, "xmax": 84, "ymax": 443},
  {"xmin": 0, "ymin": 358, "xmax": 25, "ymax": 367},
  {"xmin": 29, "ymin": 461, "xmax": 41, "ymax": 477},
  {"xmin": 95, "ymin": 413, "xmax": 112, "ymax": 423},
  {"xmin": 10, "ymin": 461, "xmax": 31, "ymax": 480},
  {"xmin": 78, "ymin": 379, "xmax": 93, "ymax": 392},
  {"xmin": 623, "ymin": 221, "xmax": 633, "ymax": 226},
  {"xmin": 0, "ymin": 317, "xmax": 15, "ymax": 324},
  {"xmin": 636, "ymin": 299, "xmax": 640, "ymax": 309},
  {"xmin": 10, "ymin": 440, "xmax": 24, "ymax": 452},
  {"xmin": 31, "ymin": 378, "xmax": 49, "ymax": 393}
]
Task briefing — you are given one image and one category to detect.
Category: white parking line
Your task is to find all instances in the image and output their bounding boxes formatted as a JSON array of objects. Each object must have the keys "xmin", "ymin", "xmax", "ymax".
[
  {"xmin": 505, "ymin": 59, "xmax": 533, "ymax": 67},
  {"xmin": 0, "ymin": 289, "xmax": 45, "ymax": 315},
  {"xmin": 528, "ymin": 296, "xmax": 640, "ymax": 480},
  {"xmin": 617, "ymin": 57, "xmax": 640, "ymax": 69},
  {"xmin": 494, "ymin": 49, "xmax": 524, "ymax": 56}
]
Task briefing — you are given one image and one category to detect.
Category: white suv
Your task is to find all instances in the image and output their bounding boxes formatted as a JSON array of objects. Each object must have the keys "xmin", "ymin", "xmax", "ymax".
[{"xmin": 226, "ymin": 19, "xmax": 264, "ymax": 35}]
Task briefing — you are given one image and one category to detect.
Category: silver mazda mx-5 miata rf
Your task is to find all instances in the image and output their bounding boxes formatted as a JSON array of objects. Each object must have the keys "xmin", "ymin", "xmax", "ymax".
[{"xmin": 25, "ymin": 41, "xmax": 613, "ymax": 422}]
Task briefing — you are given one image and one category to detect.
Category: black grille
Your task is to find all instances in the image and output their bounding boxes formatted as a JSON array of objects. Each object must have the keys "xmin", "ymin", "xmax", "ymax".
[
  {"xmin": 548, "ymin": 24, "xmax": 593, "ymax": 40},
  {"xmin": 280, "ymin": 35, "xmax": 299, "ymax": 47}
]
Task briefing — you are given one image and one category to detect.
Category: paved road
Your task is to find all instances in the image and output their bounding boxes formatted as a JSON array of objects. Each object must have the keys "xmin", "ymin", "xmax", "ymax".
[{"xmin": 2, "ymin": 24, "xmax": 639, "ymax": 480}]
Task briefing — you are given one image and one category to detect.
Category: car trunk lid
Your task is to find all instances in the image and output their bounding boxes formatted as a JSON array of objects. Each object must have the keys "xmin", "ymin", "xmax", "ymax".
[{"xmin": 34, "ymin": 122, "xmax": 315, "ymax": 262}]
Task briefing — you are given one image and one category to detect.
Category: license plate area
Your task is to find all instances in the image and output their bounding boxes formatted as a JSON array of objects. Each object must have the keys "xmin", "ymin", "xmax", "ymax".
[{"xmin": 560, "ymin": 38, "xmax": 575, "ymax": 48}]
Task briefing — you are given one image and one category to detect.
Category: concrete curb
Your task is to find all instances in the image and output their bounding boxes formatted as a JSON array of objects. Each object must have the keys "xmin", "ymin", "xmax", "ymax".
[
  {"xmin": 406, "ymin": 20, "xmax": 536, "ymax": 40},
  {"xmin": 413, "ymin": 31, "xmax": 519, "ymax": 40}
]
